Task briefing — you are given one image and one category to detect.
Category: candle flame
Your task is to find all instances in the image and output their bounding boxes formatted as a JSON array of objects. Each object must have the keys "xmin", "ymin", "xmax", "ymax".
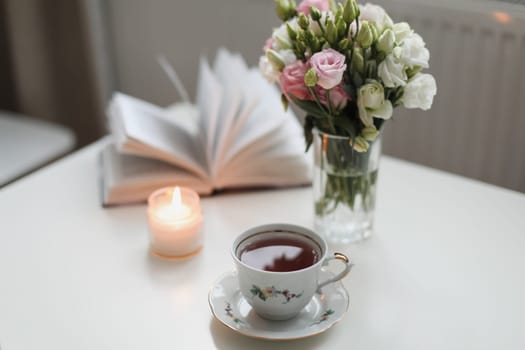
[{"xmin": 171, "ymin": 186, "xmax": 183, "ymax": 211}]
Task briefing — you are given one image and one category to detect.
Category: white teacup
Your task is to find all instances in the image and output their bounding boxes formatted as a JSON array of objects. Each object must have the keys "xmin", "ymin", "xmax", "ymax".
[{"xmin": 231, "ymin": 223, "xmax": 352, "ymax": 321}]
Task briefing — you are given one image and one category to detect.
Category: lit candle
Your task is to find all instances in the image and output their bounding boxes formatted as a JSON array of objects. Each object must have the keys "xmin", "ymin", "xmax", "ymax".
[{"xmin": 147, "ymin": 186, "xmax": 203, "ymax": 258}]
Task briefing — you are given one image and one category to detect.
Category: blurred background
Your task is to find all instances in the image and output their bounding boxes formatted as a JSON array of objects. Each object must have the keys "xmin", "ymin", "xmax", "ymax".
[{"xmin": 1, "ymin": 0, "xmax": 524, "ymax": 191}]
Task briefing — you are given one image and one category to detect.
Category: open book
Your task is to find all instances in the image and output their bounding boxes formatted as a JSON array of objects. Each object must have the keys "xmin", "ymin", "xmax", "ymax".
[{"xmin": 100, "ymin": 49, "xmax": 312, "ymax": 205}]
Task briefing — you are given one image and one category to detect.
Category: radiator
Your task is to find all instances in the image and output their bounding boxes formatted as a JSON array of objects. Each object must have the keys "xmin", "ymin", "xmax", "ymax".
[{"xmin": 375, "ymin": 0, "xmax": 525, "ymax": 192}]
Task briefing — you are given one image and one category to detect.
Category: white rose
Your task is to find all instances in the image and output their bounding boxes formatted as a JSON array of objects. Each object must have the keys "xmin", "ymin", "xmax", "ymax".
[
  {"xmin": 402, "ymin": 73, "xmax": 437, "ymax": 110},
  {"xmin": 371, "ymin": 100, "xmax": 393, "ymax": 120},
  {"xmin": 279, "ymin": 49, "xmax": 298, "ymax": 66},
  {"xmin": 360, "ymin": 81, "xmax": 384, "ymax": 109},
  {"xmin": 398, "ymin": 32, "xmax": 429, "ymax": 68},
  {"xmin": 358, "ymin": 3, "xmax": 393, "ymax": 33},
  {"xmin": 393, "ymin": 22, "xmax": 412, "ymax": 42},
  {"xmin": 378, "ymin": 54, "xmax": 407, "ymax": 88},
  {"xmin": 358, "ymin": 81, "xmax": 393, "ymax": 126},
  {"xmin": 259, "ymin": 56, "xmax": 280, "ymax": 83},
  {"xmin": 272, "ymin": 20, "xmax": 299, "ymax": 51}
]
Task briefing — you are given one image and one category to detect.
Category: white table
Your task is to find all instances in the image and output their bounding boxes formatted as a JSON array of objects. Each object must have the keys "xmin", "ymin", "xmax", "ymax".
[{"xmin": 1, "ymin": 140, "xmax": 524, "ymax": 349}]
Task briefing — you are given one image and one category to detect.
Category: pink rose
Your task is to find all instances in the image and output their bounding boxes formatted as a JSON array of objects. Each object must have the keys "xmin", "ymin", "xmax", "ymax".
[
  {"xmin": 310, "ymin": 49, "xmax": 347, "ymax": 89},
  {"xmin": 279, "ymin": 61, "xmax": 312, "ymax": 100},
  {"xmin": 297, "ymin": 0, "xmax": 330, "ymax": 15},
  {"xmin": 315, "ymin": 85, "xmax": 350, "ymax": 110},
  {"xmin": 263, "ymin": 37, "xmax": 274, "ymax": 52}
]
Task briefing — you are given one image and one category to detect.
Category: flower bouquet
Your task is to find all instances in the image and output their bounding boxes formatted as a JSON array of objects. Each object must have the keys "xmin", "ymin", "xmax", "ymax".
[{"xmin": 260, "ymin": 0, "xmax": 436, "ymax": 242}]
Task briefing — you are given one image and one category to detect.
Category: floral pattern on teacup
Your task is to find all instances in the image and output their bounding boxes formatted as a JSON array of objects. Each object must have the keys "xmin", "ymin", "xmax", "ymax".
[{"xmin": 250, "ymin": 285, "xmax": 304, "ymax": 304}]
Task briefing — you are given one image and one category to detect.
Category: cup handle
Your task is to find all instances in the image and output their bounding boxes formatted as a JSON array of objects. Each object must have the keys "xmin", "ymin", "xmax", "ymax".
[{"xmin": 317, "ymin": 252, "xmax": 353, "ymax": 293}]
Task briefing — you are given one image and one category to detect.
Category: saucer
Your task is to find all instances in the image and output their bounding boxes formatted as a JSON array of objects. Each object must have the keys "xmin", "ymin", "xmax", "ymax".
[{"xmin": 208, "ymin": 270, "xmax": 350, "ymax": 340}]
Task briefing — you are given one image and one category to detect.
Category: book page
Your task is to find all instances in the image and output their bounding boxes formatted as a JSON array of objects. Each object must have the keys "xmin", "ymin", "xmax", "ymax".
[
  {"xmin": 222, "ymin": 78, "xmax": 292, "ymax": 166},
  {"xmin": 101, "ymin": 143, "xmax": 213, "ymax": 206},
  {"xmin": 108, "ymin": 101, "xmax": 129, "ymax": 150},
  {"xmin": 213, "ymin": 69, "xmax": 264, "ymax": 176},
  {"xmin": 110, "ymin": 93, "xmax": 208, "ymax": 179},
  {"xmin": 196, "ymin": 58, "xmax": 223, "ymax": 175},
  {"xmin": 216, "ymin": 151, "xmax": 312, "ymax": 189},
  {"xmin": 161, "ymin": 102, "xmax": 200, "ymax": 137},
  {"xmin": 220, "ymin": 117, "xmax": 303, "ymax": 172},
  {"xmin": 216, "ymin": 116, "xmax": 312, "ymax": 189},
  {"xmin": 210, "ymin": 48, "xmax": 246, "ymax": 175}
]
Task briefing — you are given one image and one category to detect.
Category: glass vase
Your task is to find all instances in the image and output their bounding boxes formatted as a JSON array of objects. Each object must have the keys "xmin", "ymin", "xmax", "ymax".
[{"xmin": 313, "ymin": 129, "xmax": 382, "ymax": 244}]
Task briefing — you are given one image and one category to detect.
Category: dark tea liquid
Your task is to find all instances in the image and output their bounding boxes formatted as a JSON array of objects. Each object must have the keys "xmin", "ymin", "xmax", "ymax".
[{"xmin": 239, "ymin": 234, "xmax": 320, "ymax": 272}]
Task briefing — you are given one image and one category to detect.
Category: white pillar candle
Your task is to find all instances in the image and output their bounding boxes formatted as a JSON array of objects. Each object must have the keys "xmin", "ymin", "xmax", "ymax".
[{"xmin": 147, "ymin": 186, "xmax": 203, "ymax": 258}]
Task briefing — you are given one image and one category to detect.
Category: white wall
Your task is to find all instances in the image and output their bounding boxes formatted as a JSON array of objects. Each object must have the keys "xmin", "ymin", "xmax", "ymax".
[{"xmin": 105, "ymin": 0, "xmax": 280, "ymax": 106}]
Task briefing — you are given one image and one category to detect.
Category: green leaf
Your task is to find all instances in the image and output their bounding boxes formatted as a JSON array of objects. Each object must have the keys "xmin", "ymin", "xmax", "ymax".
[
  {"xmin": 351, "ymin": 71, "xmax": 363, "ymax": 88},
  {"xmin": 291, "ymin": 98, "xmax": 329, "ymax": 119},
  {"xmin": 341, "ymin": 84, "xmax": 355, "ymax": 100},
  {"xmin": 332, "ymin": 116, "xmax": 356, "ymax": 138},
  {"xmin": 304, "ymin": 115, "xmax": 315, "ymax": 152},
  {"xmin": 386, "ymin": 86, "xmax": 404, "ymax": 107},
  {"xmin": 373, "ymin": 118, "xmax": 385, "ymax": 131},
  {"xmin": 281, "ymin": 94, "xmax": 289, "ymax": 111}
]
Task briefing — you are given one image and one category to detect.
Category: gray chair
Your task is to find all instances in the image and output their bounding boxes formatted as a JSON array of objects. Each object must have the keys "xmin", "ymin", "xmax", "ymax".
[{"xmin": 0, "ymin": 111, "xmax": 75, "ymax": 186}]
